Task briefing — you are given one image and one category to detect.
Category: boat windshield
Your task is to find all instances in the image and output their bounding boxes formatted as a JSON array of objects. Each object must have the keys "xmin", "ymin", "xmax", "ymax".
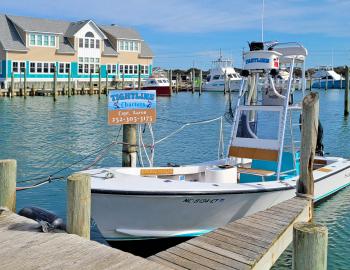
[{"xmin": 232, "ymin": 106, "xmax": 282, "ymax": 150}]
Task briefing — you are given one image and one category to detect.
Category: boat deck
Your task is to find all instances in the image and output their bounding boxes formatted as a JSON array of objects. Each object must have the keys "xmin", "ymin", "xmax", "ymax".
[{"xmin": 148, "ymin": 197, "xmax": 311, "ymax": 270}]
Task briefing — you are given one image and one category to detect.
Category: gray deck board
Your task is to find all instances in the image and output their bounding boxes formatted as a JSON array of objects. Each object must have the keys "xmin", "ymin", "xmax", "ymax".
[
  {"xmin": 0, "ymin": 210, "xmax": 169, "ymax": 270},
  {"xmin": 149, "ymin": 197, "xmax": 311, "ymax": 270}
]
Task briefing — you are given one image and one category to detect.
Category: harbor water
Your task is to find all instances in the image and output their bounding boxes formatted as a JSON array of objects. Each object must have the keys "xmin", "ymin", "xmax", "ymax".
[{"xmin": 0, "ymin": 90, "xmax": 349, "ymax": 269}]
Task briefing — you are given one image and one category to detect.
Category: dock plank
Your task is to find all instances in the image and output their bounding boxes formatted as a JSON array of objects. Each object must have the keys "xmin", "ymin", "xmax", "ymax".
[
  {"xmin": 0, "ymin": 210, "xmax": 170, "ymax": 270},
  {"xmin": 149, "ymin": 197, "xmax": 311, "ymax": 270}
]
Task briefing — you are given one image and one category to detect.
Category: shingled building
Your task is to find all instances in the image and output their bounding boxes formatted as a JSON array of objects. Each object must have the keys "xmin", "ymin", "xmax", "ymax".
[{"xmin": 0, "ymin": 14, "xmax": 153, "ymax": 89}]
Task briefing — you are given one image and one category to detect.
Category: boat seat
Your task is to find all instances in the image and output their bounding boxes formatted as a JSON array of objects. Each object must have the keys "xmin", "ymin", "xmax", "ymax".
[
  {"xmin": 229, "ymin": 146, "xmax": 279, "ymax": 162},
  {"xmin": 237, "ymin": 167, "xmax": 275, "ymax": 177},
  {"xmin": 140, "ymin": 168, "xmax": 174, "ymax": 176}
]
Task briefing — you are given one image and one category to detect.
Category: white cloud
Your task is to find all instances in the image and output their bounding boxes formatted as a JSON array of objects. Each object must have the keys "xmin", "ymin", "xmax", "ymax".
[{"xmin": 3, "ymin": 0, "xmax": 350, "ymax": 36}]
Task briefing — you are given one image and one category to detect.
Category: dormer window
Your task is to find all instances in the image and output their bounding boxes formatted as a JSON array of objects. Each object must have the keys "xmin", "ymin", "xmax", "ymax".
[
  {"xmin": 79, "ymin": 32, "xmax": 100, "ymax": 49},
  {"xmin": 118, "ymin": 40, "xmax": 140, "ymax": 52},
  {"xmin": 29, "ymin": 33, "xmax": 56, "ymax": 47}
]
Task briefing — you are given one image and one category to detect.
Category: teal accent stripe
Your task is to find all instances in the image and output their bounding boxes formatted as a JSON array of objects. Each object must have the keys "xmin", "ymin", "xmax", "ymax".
[{"xmin": 315, "ymin": 181, "xmax": 350, "ymax": 202}]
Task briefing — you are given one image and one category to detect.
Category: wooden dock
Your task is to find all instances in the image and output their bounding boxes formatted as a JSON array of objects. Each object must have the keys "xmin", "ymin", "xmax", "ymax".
[
  {"xmin": 149, "ymin": 197, "xmax": 312, "ymax": 270},
  {"xmin": 0, "ymin": 208, "xmax": 169, "ymax": 270}
]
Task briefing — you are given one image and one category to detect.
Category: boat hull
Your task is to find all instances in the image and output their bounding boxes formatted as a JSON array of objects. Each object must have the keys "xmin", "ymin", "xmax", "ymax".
[
  {"xmin": 203, "ymin": 79, "xmax": 241, "ymax": 92},
  {"xmin": 91, "ymin": 163, "xmax": 350, "ymax": 241},
  {"xmin": 312, "ymin": 79, "xmax": 345, "ymax": 89},
  {"xmin": 142, "ymin": 86, "xmax": 171, "ymax": 96}
]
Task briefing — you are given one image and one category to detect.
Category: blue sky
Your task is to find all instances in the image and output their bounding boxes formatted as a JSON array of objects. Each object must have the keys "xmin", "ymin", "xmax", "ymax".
[{"xmin": 2, "ymin": 0, "xmax": 350, "ymax": 69}]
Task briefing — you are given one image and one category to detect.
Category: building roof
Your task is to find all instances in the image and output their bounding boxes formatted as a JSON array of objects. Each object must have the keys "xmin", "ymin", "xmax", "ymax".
[
  {"xmin": 103, "ymin": 39, "xmax": 118, "ymax": 56},
  {"xmin": 7, "ymin": 14, "xmax": 70, "ymax": 34},
  {"xmin": 0, "ymin": 15, "xmax": 27, "ymax": 51},
  {"xmin": 0, "ymin": 14, "xmax": 152, "ymax": 58},
  {"xmin": 56, "ymin": 36, "xmax": 75, "ymax": 54},
  {"xmin": 99, "ymin": 25, "xmax": 141, "ymax": 40},
  {"xmin": 140, "ymin": 41, "xmax": 153, "ymax": 58}
]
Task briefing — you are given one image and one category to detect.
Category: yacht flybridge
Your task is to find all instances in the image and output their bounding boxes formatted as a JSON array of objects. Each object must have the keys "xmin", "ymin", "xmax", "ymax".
[
  {"xmin": 202, "ymin": 56, "xmax": 242, "ymax": 92},
  {"xmin": 83, "ymin": 41, "xmax": 350, "ymax": 241}
]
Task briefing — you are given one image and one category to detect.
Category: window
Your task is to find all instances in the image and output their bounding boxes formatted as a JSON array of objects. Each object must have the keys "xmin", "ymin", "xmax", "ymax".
[
  {"xmin": 79, "ymin": 39, "xmax": 84, "ymax": 48},
  {"xmin": 37, "ymin": 63, "xmax": 42, "ymax": 73},
  {"xmin": 78, "ymin": 58, "xmax": 100, "ymax": 74},
  {"xmin": 85, "ymin": 39, "xmax": 89, "ymax": 48},
  {"xmin": 30, "ymin": 62, "xmax": 35, "ymax": 73},
  {"xmin": 20, "ymin": 62, "xmax": 25, "ymax": 72},
  {"xmin": 43, "ymin": 63, "xmax": 49, "ymax": 73},
  {"xmin": 50, "ymin": 63, "xmax": 55, "ymax": 73},
  {"xmin": 44, "ymin": 35, "xmax": 49, "ymax": 46},
  {"xmin": 12, "ymin": 62, "xmax": 18, "ymax": 73},
  {"xmin": 90, "ymin": 39, "xmax": 95, "ymax": 48},
  {"xmin": 96, "ymin": 40, "xmax": 100, "ymax": 49},
  {"xmin": 50, "ymin": 36, "xmax": 55, "ymax": 47},
  {"xmin": 85, "ymin": 32, "xmax": 94, "ymax": 38},
  {"xmin": 30, "ymin": 34, "xmax": 35, "ymax": 46},
  {"xmin": 133, "ymin": 65, "xmax": 138, "ymax": 74},
  {"xmin": 118, "ymin": 40, "xmax": 140, "ymax": 52},
  {"xmin": 12, "ymin": 62, "xmax": 25, "ymax": 73},
  {"xmin": 59, "ymin": 63, "xmax": 65, "ymax": 73},
  {"xmin": 107, "ymin": 64, "xmax": 116, "ymax": 74},
  {"xmin": 119, "ymin": 65, "xmax": 124, "ymax": 74},
  {"xmin": 65, "ymin": 63, "xmax": 70, "ymax": 74},
  {"xmin": 37, "ymin": 35, "xmax": 43, "ymax": 46}
]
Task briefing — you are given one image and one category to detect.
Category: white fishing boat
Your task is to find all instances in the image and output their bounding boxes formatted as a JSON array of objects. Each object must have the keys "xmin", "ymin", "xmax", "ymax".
[
  {"xmin": 312, "ymin": 66, "xmax": 344, "ymax": 89},
  {"xmin": 202, "ymin": 56, "xmax": 242, "ymax": 92},
  {"xmin": 83, "ymin": 41, "xmax": 350, "ymax": 241}
]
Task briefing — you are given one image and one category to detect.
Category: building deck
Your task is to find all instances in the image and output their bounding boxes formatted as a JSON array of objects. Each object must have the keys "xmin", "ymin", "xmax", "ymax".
[{"xmin": 148, "ymin": 197, "xmax": 311, "ymax": 270}]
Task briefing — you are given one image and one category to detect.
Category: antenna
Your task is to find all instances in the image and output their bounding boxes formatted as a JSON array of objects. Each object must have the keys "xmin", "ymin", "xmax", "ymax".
[{"xmin": 261, "ymin": 0, "xmax": 265, "ymax": 42}]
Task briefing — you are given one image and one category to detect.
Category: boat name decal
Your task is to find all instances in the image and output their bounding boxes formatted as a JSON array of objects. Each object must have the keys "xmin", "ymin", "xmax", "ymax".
[
  {"xmin": 182, "ymin": 198, "xmax": 225, "ymax": 204},
  {"xmin": 245, "ymin": 58, "xmax": 270, "ymax": 64}
]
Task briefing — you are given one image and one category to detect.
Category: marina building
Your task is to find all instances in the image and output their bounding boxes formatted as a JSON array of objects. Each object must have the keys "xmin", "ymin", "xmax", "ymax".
[{"xmin": 0, "ymin": 14, "xmax": 153, "ymax": 89}]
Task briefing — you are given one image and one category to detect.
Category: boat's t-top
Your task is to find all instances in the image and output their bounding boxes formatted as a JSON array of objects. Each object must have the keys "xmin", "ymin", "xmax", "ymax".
[{"xmin": 228, "ymin": 41, "xmax": 308, "ymax": 181}]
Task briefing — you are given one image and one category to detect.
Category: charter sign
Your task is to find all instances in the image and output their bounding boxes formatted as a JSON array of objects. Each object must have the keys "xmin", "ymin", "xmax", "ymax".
[{"xmin": 108, "ymin": 90, "xmax": 156, "ymax": 125}]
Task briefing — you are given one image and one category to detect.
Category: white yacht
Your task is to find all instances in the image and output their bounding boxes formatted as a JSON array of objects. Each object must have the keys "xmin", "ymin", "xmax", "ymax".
[
  {"xmin": 202, "ymin": 57, "xmax": 242, "ymax": 92},
  {"xmin": 312, "ymin": 66, "xmax": 344, "ymax": 89},
  {"xmin": 82, "ymin": 42, "xmax": 350, "ymax": 241}
]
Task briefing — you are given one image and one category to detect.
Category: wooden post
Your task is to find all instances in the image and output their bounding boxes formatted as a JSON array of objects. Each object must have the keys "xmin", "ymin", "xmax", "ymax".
[
  {"xmin": 105, "ymin": 71, "xmax": 109, "ymax": 96},
  {"xmin": 62, "ymin": 85, "xmax": 65, "ymax": 96},
  {"xmin": 122, "ymin": 71, "xmax": 125, "ymax": 90},
  {"xmin": 10, "ymin": 72, "xmax": 14, "ymax": 98},
  {"xmin": 23, "ymin": 67, "xmax": 27, "ymax": 99},
  {"xmin": 199, "ymin": 69, "xmax": 202, "ymax": 96},
  {"xmin": 30, "ymin": 85, "xmax": 35, "ymax": 96},
  {"xmin": 68, "ymin": 71, "xmax": 71, "ymax": 97},
  {"xmin": 67, "ymin": 173, "xmax": 91, "ymax": 239},
  {"xmin": 325, "ymin": 75, "xmax": 328, "ymax": 91},
  {"xmin": 122, "ymin": 125, "xmax": 137, "ymax": 167},
  {"xmin": 224, "ymin": 70, "xmax": 227, "ymax": 95},
  {"xmin": 176, "ymin": 74, "xmax": 179, "ymax": 93},
  {"xmin": 297, "ymin": 92, "xmax": 319, "ymax": 198},
  {"xmin": 0, "ymin": 159, "xmax": 16, "ymax": 212},
  {"xmin": 89, "ymin": 71, "xmax": 93, "ymax": 95},
  {"xmin": 53, "ymin": 66, "xmax": 57, "ymax": 102},
  {"xmin": 169, "ymin": 69, "xmax": 173, "ymax": 96},
  {"xmin": 345, "ymin": 66, "xmax": 349, "ymax": 116},
  {"xmin": 98, "ymin": 67, "xmax": 101, "ymax": 99},
  {"xmin": 293, "ymin": 222, "xmax": 328, "ymax": 270},
  {"xmin": 192, "ymin": 68, "xmax": 195, "ymax": 94},
  {"xmin": 138, "ymin": 64, "xmax": 141, "ymax": 90},
  {"xmin": 81, "ymin": 85, "xmax": 85, "ymax": 95}
]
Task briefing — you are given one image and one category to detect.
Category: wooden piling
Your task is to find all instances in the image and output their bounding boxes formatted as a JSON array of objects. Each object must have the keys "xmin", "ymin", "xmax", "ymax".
[
  {"xmin": 199, "ymin": 69, "xmax": 202, "ymax": 96},
  {"xmin": 10, "ymin": 72, "xmax": 14, "ymax": 97},
  {"xmin": 105, "ymin": 71, "xmax": 109, "ymax": 96},
  {"xmin": 62, "ymin": 85, "xmax": 65, "ymax": 96},
  {"xmin": 192, "ymin": 68, "xmax": 195, "ymax": 94},
  {"xmin": 345, "ymin": 66, "xmax": 349, "ymax": 116},
  {"xmin": 169, "ymin": 69, "xmax": 172, "ymax": 96},
  {"xmin": 293, "ymin": 222, "xmax": 328, "ymax": 270},
  {"xmin": 176, "ymin": 73, "xmax": 179, "ymax": 93},
  {"xmin": 68, "ymin": 71, "xmax": 71, "ymax": 97},
  {"xmin": 325, "ymin": 76, "xmax": 328, "ymax": 91},
  {"xmin": 122, "ymin": 125, "xmax": 137, "ymax": 167},
  {"xmin": 30, "ymin": 85, "xmax": 35, "ymax": 96},
  {"xmin": 53, "ymin": 66, "xmax": 57, "ymax": 101},
  {"xmin": 0, "ymin": 159, "xmax": 16, "ymax": 212},
  {"xmin": 138, "ymin": 64, "xmax": 141, "ymax": 90},
  {"xmin": 98, "ymin": 67, "xmax": 101, "ymax": 99},
  {"xmin": 297, "ymin": 92, "xmax": 319, "ymax": 198},
  {"xmin": 23, "ymin": 67, "xmax": 27, "ymax": 98},
  {"xmin": 67, "ymin": 173, "xmax": 91, "ymax": 239},
  {"xmin": 89, "ymin": 71, "xmax": 93, "ymax": 95},
  {"xmin": 224, "ymin": 70, "xmax": 227, "ymax": 95}
]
